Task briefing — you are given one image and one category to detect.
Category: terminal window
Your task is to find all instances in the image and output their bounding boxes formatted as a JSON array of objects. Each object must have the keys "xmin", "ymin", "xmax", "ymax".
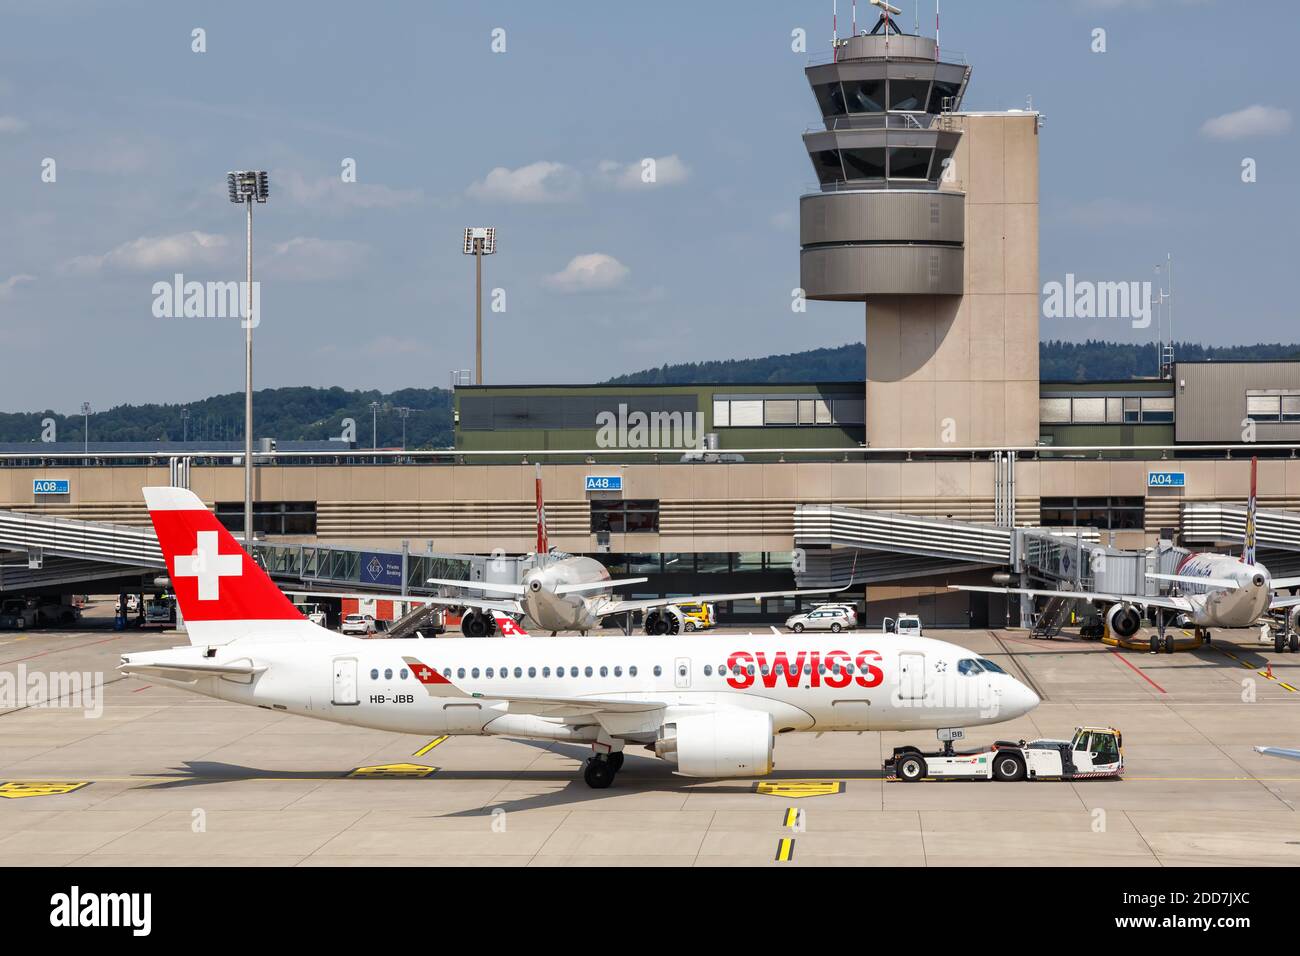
[
  {"xmin": 591, "ymin": 499, "xmax": 659, "ymax": 534},
  {"xmin": 1039, "ymin": 497, "xmax": 1145, "ymax": 531},
  {"xmin": 713, "ymin": 395, "xmax": 856, "ymax": 428},
  {"xmin": 216, "ymin": 501, "xmax": 317, "ymax": 536},
  {"xmin": 1246, "ymin": 390, "xmax": 1300, "ymax": 422}
]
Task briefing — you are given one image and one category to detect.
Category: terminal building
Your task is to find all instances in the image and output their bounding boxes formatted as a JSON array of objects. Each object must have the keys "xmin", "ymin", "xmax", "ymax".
[{"xmin": 3, "ymin": 17, "xmax": 1300, "ymax": 626}]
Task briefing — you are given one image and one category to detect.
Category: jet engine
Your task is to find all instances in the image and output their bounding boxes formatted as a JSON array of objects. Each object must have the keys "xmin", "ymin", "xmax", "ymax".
[
  {"xmin": 460, "ymin": 610, "xmax": 497, "ymax": 638},
  {"xmin": 1106, "ymin": 603, "xmax": 1142, "ymax": 638},
  {"xmin": 653, "ymin": 710, "xmax": 773, "ymax": 778},
  {"xmin": 643, "ymin": 607, "xmax": 681, "ymax": 636}
]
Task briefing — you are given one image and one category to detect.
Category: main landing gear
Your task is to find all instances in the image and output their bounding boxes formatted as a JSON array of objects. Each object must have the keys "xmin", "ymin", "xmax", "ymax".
[
  {"xmin": 581, "ymin": 750, "xmax": 625, "ymax": 789},
  {"xmin": 1273, "ymin": 628, "xmax": 1300, "ymax": 654}
]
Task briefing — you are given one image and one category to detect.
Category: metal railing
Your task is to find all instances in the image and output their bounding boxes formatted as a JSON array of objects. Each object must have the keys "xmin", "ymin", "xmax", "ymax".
[{"xmin": 0, "ymin": 442, "xmax": 1297, "ymax": 468}]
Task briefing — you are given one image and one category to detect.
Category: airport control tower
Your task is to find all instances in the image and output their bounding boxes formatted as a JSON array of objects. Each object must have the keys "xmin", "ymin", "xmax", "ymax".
[{"xmin": 800, "ymin": 9, "xmax": 1040, "ymax": 447}]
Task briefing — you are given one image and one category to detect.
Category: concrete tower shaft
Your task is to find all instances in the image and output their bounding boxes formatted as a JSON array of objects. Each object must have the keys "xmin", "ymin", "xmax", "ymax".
[{"xmin": 797, "ymin": 19, "xmax": 1039, "ymax": 447}]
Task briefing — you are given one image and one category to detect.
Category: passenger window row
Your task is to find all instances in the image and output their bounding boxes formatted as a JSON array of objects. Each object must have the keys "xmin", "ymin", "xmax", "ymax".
[{"xmin": 369, "ymin": 661, "xmax": 874, "ymax": 682}]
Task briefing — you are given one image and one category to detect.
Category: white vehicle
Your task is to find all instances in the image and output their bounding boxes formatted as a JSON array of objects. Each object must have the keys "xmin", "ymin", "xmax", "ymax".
[
  {"xmin": 295, "ymin": 603, "xmax": 328, "ymax": 628},
  {"xmin": 884, "ymin": 613, "xmax": 923, "ymax": 637},
  {"xmin": 953, "ymin": 459, "xmax": 1300, "ymax": 653},
  {"xmin": 785, "ymin": 606, "xmax": 855, "ymax": 633},
  {"xmin": 887, "ymin": 725, "xmax": 1124, "ymax": 782},
  {"xmin": 119, "ymin": 487, "xmax": 1041, "ymax": 790},
  {"xmin": 340, "ymin": 613, "xmax": 375, "ymax": 636},
  {"xmin": 424, "ymin": 466, "xmax": 844, "ymax": 636},
  {"xmin": 144, "ymin": 598, "xmax": 175, "ymax": 625}
]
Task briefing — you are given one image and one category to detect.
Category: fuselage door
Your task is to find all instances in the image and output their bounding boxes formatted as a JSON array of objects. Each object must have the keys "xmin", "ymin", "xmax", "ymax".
[
  {"xmin": 674, "ymin": 657, "xmax": 691, "ymax": 690},
  {"xmin": 332, "ymin": 657, "xmax": 359, "ymax": 706},
  {"xmin": 898, "ymin": 652, "xmax": 926, "ymax": 700}
]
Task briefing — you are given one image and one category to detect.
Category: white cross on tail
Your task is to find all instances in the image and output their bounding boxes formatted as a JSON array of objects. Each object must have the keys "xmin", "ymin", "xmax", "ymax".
[{"xmin": 173, "ymin": 530, "xmax": 243, "ymax": 600}]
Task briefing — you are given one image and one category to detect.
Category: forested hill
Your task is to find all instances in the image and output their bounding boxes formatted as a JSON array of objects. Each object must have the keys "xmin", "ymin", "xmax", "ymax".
[{"xmin": 3, "ymin": 341, "xmax": 1298, "ymax": 445}]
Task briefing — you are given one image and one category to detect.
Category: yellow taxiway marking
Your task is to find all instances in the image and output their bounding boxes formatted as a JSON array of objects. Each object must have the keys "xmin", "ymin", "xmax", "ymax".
[
  {"xmin": 774, "ymin": 838, "xmax": 795, "ymax": 862},
  {"xmin": 782, "ymin": 807, "xmax": 803, "ymax": 828},
  {"xmin": 0, "ymin": 781, "xmax": 90, "ymax": 799},
  {"xmin": 1216, "ymin": 648, "xmax": 1297, "ymax": 692},
  {"xmin": 347, "ymin": 763, "xmax": 439, "ymax": 779},
  {"xmin": 412, "ymin": 735, "xmax": 449, "ymax": 757},
  {"xmin": 755, "ymin": 780, "xmax": 845, "ymax": 798}
]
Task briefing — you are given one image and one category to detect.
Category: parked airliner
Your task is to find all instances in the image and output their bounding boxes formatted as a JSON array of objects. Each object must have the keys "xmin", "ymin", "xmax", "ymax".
[
  {"xmin": 120, "ymin": 486, "xmax": 1039, "ymax": 788},
  {"xmin": 955, "ymin": 458, "xmax": 1300, "ymax": 651}
]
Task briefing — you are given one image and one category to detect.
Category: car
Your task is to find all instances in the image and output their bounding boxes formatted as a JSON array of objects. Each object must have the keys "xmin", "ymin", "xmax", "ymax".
[
  {"xmin": 674, "ymin": 602, "xmax": 715, "ymax": 632},
  {"xmin": 37, "ymin": 600, "xmax": 83, "ymax": 626},
  {"xmin": 883, "ymin": 613, "xmax": 923, "ymax": 637},
  {"xmin": 340, "ymin": 613, "xmax": 376, "ymax": 636},
  {"xmin": 785, "ymin": 607, "xmax": 854, "ymax": 633},
  {"xmin": 811, "ymin": 603, "xmax": 859, "ymax": 624}
]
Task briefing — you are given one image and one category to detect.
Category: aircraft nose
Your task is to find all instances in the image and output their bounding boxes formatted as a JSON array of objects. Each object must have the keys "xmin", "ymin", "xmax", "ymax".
[{"xmin": 1009, "ymin": 679, "xmax": 1041, "ymax": 716}]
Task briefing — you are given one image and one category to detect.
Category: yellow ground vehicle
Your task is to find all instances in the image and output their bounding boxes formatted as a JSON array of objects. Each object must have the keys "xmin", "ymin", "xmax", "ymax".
[{"xmin": 674, "ymin": 602, "xmax": 715, "ymax": 632}]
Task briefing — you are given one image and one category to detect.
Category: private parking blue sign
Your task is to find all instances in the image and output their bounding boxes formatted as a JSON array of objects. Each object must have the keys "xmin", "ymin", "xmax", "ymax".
[{"xmin": 33, "ymin": 479, "xmax": 70, "ymax": 495}]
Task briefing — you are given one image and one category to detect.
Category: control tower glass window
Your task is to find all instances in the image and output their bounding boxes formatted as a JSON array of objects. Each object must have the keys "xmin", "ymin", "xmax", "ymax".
[
  {"xmin": 929, "ymin": 147, "xmax": 954, "ymax": 182},
  {"xmin": 811, "ymin": 149, "xmax": 845, "ymax": 186},
  {"xmin": 813, "ymin": 82, "xmax": 847, "ymax": 117},
  {"xmin": 844, "ymin": 79, "xmax": 886, "ymax": 113},
  {"xmin": 926, "ymin": 80, "xmax": 962, "ymax": 114},
  {"xmin": 842, "ymin": 147, "xmax": 886, "ymax": 180},
  {"xmin": 888, "ymin": 80, "xmax": 930, "ymax": 112},
  {"xmin": 888, "ymin": 146, "xmax": 931, "ymax": 179}
]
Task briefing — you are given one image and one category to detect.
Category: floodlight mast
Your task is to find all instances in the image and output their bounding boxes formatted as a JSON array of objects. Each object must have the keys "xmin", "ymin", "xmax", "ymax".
[
  {"xmin": 226, "ymin": 170, "xmax": 269, "ymax": 545},
  {"xmin": 462, "ymin": 227, "xmax": 496, "ymax": 385}
]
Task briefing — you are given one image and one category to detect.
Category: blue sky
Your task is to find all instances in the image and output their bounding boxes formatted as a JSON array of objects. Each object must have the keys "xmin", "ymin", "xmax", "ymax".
[{"xmin": 0, "ymin": 0, "xmax": 1295, "ymax": 412}]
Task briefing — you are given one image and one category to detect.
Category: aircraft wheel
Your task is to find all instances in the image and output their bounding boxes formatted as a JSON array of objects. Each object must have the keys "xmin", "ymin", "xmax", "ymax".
[
  {"xmin": 1276, "ymin": 631, "xmax": 1287, "ymax": 654},
  {"xmin": 1148, "ymin": 635, "xmax": 1159, "ymax": 655},
  {"xmin": 793, "ymin": 623, "xmax": 804, "ymax": 634},
  {"xmin": 1163, "ymin": 635, "xmax": 1174, "ymax": 654},
  {"xmin": 1290, "ymin": 633, "xmax": 1299, "ymax": 653},
  {"xmin": 583, "ymin": 757, "xmax": 615, "ymax": 789},
  {"xmin": 896, "ymin": 754, "xmax": 927, "ymax": 782},
  {"xmin": 992, "ymin": 753, "xmax": 1026, "ymax": 782},
  {"xmin": 607, "ymin": 752, "xmax": 625, "ymax": 772}
]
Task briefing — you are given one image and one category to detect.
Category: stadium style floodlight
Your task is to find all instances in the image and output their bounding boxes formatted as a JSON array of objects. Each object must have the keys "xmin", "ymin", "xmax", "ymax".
[
  {"xmin": 226, "ymin": 170, "xmax": 269, "ymax": 544},
  {"xmin": 397, "ymin": 406, "xmax": 411, "ymax": 451},
  {"xmin": 462, "ymin": 227, "xmax": 497, "ymax": 385},
  {"xmin": 369, "ymin": 401, "xmax": 382, "ymax": 450}
]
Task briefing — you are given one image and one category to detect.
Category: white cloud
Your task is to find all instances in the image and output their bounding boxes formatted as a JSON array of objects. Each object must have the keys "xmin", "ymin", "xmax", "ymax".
[
  {"xmin": 263, "ymin": 237, "xmax": 369, "ymax": 281},
  {"xmin": 0, "ymin": 274, "xmax": 35, "ymax": 299},
  {"xmin": 467, "ymin": 161, "xmax": 579, "ymax": 203},
  {"xmin": 544, "ymin": 253, "xmax": 630, "ymax": 293},
  {"xmin": 63, "ymin": 231, "xmax": 232, "ymax": 274},
  {"xmin": 277, "ymin": 169, "xmax": 423, "ymax": 210},
  {"xmin": 1200, "ymin": 105, "xmax": 1293, "ymax": 140},
  {"xmin": 596, "ymin": 154, "xmax": 691, "ymax": 190},
  {"xmin": 0, "ymin": 115, "xmax": 27, "ymax": 134}
]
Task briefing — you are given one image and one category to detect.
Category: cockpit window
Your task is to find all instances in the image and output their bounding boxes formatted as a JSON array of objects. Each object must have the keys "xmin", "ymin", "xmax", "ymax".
[
  {"xmin": 957, "ymin": 659, "xmax": 984, "ymax": 676},
  {"xmin": 977, "ymin": 658, "xmax": 1007, "ymax": 674}
]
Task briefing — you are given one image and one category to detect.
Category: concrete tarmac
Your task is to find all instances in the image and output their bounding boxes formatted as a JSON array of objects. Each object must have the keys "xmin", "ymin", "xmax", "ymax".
[{"xmin": 1, "ymin": 620, "xmax": 1298, "ymax": 866}]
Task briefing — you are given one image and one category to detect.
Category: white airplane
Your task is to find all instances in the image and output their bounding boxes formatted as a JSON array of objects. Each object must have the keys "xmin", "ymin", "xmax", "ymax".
[
  {"xmin": 954, "ymin": 458, "xmax": 1300, "ymax": 651},
  {"xmin": 419, "ymin": 466, "xmax": 847, "ymax": 636},
  {"xmin": 119, "ymin": 486, "xmax": 1040, "ymax": 789},
  {"xmin": 1254, "ymin": 746, "xmax": 1300, "ymax": 761}
]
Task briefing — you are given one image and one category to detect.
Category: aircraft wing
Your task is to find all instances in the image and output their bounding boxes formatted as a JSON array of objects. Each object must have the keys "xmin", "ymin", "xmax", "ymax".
[
  {"xmin": 595, "ymin": 586, "xmax": 848, "ymax": 619},
  {"xmin": 426, "ymin": 578, "xmax": 527, "ymax": 595},
  {"xmin": 285, "ymin": 590, "xmax": 523, "ymax": 616},
  {"xmin": 1255, "ymin": 746, "xmax": 1300, "ymax": 761},
  {"xmin": 1271, "ymin": 576, "xmax": 1300, "ymax": 591},
  {"xmin": 1270, "ymin": 594, "xmax": 1300, "ymax": 611},
  {"xmin": 950, "ymin": 584, "xmax": 1195, "ymax": 614}
]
